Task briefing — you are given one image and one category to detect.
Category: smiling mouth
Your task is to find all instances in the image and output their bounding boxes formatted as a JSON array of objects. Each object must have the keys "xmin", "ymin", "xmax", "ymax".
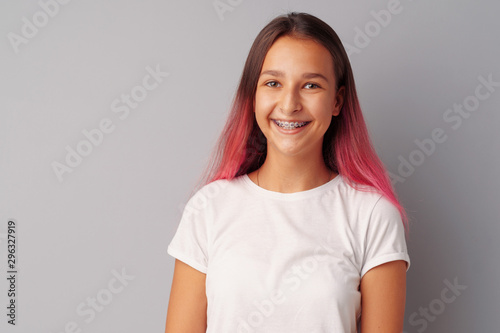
[{"xmin": 273, "ymin": 119, "xmax": 311, "ymax": 129}]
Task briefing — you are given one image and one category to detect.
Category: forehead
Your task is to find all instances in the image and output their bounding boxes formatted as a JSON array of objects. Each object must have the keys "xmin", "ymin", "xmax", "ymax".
[{"xmin": 261, "ymin": 36, "xmax": 335, "ymax": 78}]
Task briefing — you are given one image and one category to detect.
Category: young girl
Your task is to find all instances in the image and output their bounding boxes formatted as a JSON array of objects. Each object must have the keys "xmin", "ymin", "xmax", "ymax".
[{"xmin": 165, "ymin": 12, "xmax": 410, "ymax": 333}]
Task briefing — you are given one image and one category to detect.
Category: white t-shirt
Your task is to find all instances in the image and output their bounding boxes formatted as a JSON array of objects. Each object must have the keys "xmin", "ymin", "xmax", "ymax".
[{"xmin": 167, "ymin": 173, "xmax": 410, "ymax": 333}]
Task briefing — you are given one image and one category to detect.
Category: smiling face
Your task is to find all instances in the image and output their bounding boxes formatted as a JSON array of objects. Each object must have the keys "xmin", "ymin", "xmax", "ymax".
[{"xmin": 254, "ymin": 35, "xmax": 344, "ymax": 159}]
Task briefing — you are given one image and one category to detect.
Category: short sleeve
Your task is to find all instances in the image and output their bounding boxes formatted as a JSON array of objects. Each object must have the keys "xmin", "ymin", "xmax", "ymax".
[
  {"xmin": 167, "ymin": 190, "xmax": 210, "ymax": 274},
  {"xmin": 360, "ymin": 195, "xmax": 410, "ymax": 278}
]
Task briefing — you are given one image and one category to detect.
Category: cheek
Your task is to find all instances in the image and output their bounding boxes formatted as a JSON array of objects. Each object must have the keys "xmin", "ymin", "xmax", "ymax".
[
  {"xmin": 253, "ymin": 96, "xmax": 268, "ymax": 128},
  {"xmin": 255, "ymin": 90, "xmax": 275, "ymax": 108},
  {"xmin": 307, "ymin": 96, "xmax": 335, "ymax": 117},
  {"xmin": 254, "ymin": 100, "xmax": 274, "ymax": 121}
]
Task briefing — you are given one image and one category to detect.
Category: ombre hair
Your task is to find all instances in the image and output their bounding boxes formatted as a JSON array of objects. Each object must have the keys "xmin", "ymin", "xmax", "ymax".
[{"xmin": 189, "ymin": 12, "xmax": 410, "ymax": 236}]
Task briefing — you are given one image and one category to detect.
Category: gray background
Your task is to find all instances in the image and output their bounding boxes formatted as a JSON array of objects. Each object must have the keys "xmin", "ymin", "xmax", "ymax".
[{"xmin": 1, "ymin": 0, "xmax": 498, "ymax": 332}]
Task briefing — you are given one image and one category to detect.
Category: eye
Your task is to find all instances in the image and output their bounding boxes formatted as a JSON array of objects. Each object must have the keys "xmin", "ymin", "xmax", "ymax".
[
  {"xmin": 304, "ymin": 83, "xmax": 320, "ymax": 89},
  {"xmin": 265, "ymin": 81, "xmax": 281, "ymax": 88}
]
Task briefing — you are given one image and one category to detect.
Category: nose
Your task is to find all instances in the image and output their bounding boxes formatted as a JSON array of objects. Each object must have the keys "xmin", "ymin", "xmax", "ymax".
[{"xmin": 279, "ymin": 85, "xmax": 302, "ymax": 115}]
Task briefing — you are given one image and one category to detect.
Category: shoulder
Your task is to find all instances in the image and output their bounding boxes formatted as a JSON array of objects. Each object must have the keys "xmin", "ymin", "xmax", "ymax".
[
  {"xmin": 184, "ymin": 176, "xmax": 245, "ymax": 211},
  {"xmin": 335, "ymin": 175, "xmax": 385, "ymax": 211},
  {"xmin": 334, "ymin": 176, "xmax": 402, "ymax": 228}
]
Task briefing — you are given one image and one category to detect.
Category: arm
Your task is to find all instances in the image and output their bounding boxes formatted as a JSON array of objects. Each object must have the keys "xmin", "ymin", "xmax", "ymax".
[
  {"xmin": 359, "ymin": 260, "xmax": 407, "ymax": 333},
  {"xmin": 165, "ymin": 259, "xmax": 207, "ymax": 333}
]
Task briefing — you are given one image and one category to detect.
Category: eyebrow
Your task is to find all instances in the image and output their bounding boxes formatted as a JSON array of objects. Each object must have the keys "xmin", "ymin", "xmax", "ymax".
[{"xmin": 259, "ymin": 70, "xmax": 330, "ymax": 82}]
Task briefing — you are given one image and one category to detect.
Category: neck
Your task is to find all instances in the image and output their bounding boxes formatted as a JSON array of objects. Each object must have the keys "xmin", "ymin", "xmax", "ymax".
[{"xmin": 256, "ymin": 149, "xmax": 335, "ymax": 193}]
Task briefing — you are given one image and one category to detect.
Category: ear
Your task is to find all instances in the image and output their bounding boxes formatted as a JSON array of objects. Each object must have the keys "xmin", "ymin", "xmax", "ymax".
[{"xmin": 332, "ymin": 86, "xmax": 345, "ymax": 117}]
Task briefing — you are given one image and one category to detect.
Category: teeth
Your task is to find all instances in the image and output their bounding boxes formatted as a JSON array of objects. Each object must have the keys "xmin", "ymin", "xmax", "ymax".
[{"xmin": 274, "ymin": 120, "xmax": 308, "ymax": 129}]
